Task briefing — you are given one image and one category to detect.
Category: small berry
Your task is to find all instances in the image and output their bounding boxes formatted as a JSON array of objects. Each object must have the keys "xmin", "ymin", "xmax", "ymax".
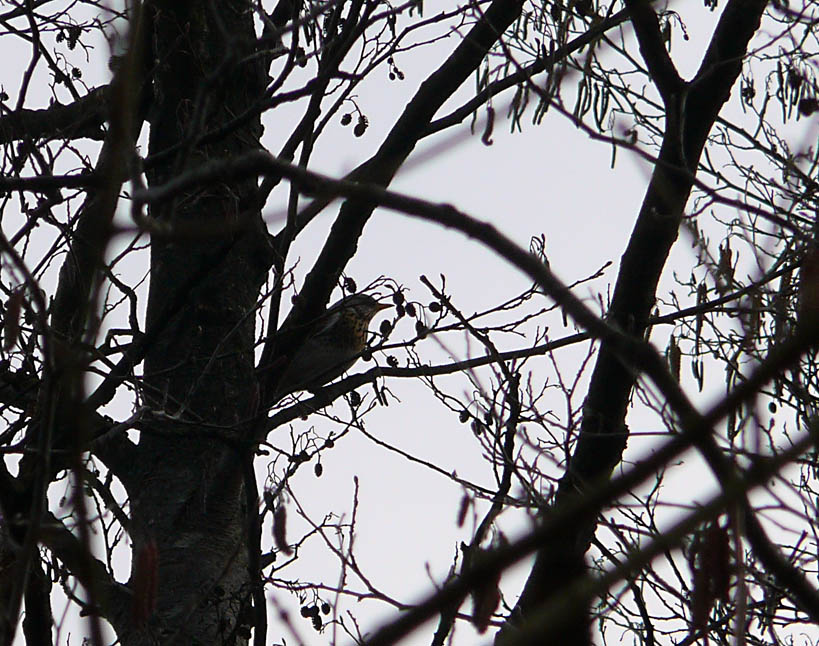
[
  {"xmin": 341, "ymin": 113, "xmax": 352, "ymax": 125},
  {"xmin": 387, "ymin": 355, "xmax": 398, "ymax": 367},
  {"xmin": 405, "ymin": 302, "xmax": 416, "ymax": 317},
  {"xmin": 379, "ymin": 319, "xmax": 392, "ymax": 336},
  {"xmin": 353, "ymin": 115, "xmax": 368, "ymax": 137},
  {"xmin": 314, "ymin": 463, "xmax": 323, "ymax": 477},
  {"xmin": 392, "ymin": 292, "xmax": 404, "ymax": 305},
  {"xmin": 459, "ymin": 410, "xmax": 469, "ymax": 423},
  {"xmin": 429, "ymin": 301, "xmax": 442, "ymax": 312}
]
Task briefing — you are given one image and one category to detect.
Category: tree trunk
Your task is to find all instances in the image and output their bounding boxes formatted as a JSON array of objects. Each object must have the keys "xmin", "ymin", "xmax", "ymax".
[{"xmin": 125, "ymin": 2, "xmax": 272, "ymax": 643}]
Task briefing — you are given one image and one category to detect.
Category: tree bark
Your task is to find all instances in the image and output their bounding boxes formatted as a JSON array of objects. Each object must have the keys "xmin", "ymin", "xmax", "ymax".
[{"xmin": 124, "ymin": 1, "xmax": 273, "ymax": 643}]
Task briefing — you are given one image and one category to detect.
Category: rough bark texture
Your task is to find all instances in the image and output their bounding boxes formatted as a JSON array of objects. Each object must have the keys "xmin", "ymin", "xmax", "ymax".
[
  {"xmin": 125, "ymin": 1, "xmax": 273, "ymax": 644},
  {"xmin": 497, "ymin": 2, "xmax": 769, "ymax": 644}
]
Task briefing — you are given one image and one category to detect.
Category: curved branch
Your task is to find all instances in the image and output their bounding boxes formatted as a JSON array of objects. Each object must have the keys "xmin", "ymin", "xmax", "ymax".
[{"xmin": 39, "ymin": 511, "xmax": 132, "ymax": 633}]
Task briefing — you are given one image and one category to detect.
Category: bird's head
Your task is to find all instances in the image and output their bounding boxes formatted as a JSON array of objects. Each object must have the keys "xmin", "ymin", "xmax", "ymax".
[{"xmin": 331, "ymin": 293, "xmax": 391, "ymax": 324}]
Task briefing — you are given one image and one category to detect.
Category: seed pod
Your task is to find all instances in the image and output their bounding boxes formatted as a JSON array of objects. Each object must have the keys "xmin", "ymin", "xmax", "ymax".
[
  {"xmin": 667, "ymin": 337, "xmax": 681, "ymax": 382},
  {"xmin": 3, "ymin": 289, "xmax": 24, "ymax": 351},
  {"xmin": 273, "ymin": 506, "xmax": 293, "ymax": 555},
  {"xmin": 456, "ymin": 494, "xmax": 469, "ymax": 527}
]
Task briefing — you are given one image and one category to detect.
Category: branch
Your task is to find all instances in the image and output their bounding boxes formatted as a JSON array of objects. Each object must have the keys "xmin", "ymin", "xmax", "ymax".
[
  {"xmin": 624, "ymin": 0, "xmax": 683, "ymax": 103},
  {"xmin": 497, "ymin": 1, "xmax": 768, "ymax": 638},
  {"xmin": 360, "ymin": 394, "xmax": 819, "ymax": 646},
  {"xmin": 263, "ymin": 0, "xmax": 527, "ymax": 393},
  {"xmin": 22, "ymin": 556, "xmax": 53, "ymax": 646},
  {"xmin": 425, "ymin": 5, "xmax": 632, "ymax": 137},
  {"xmin": 39, "ymin": 512, "xmax": 131, "ymax": 632},
  {"xmin": 685, "ymin": 0, "xmax": 769, "ymax": 163},
  {"xmin": 691, "ymin": 415, "xmax": 819, "ymax": 620},
  {"xmin": 0, "ymin": 172, "xmax": 98, "ymax": 193},
  {"xmin": 0, "ymin": 86, "xmax": 108, "ymax": 143}
]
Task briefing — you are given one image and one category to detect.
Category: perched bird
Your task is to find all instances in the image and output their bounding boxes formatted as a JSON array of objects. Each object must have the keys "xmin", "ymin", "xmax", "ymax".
[{"xmin": 276, "ymin": 293, "xmax": 390, "ymax": 396}]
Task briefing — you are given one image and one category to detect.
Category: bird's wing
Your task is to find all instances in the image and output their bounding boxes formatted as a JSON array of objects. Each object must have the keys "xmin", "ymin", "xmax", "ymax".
[{"xmin": 310, "ymin": 308, "xmax": 341, "ymax": 336}]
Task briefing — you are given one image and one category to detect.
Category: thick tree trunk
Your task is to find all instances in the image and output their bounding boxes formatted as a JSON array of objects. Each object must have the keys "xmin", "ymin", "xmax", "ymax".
[{"xmin": 124, "ymin": 2, "xmax": 272, "ymax": 643}]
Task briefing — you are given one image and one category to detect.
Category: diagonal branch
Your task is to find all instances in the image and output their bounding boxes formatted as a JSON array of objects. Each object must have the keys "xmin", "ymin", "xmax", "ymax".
[
  {"xmin": 261, "ymin": 0, "xmax": 527, "ymax": 397},
  {"xmin": 38, "ymin": 511, "xmax": 132, "ymax": 633},
  {"xmin": 502, "ymin": 0, "xmax": 769, "ymax": 642},
  {"xmin": 624, "ymin": 0, "xmax": 683, "ymax": 103},
  {"xmin": 425, "ymin": 5, "xmax": 632, "ymax": 137}
]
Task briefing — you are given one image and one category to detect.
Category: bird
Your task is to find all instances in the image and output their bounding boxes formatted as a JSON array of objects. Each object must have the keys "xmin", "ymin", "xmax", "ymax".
[{"xmin": 275, "ymin": 293, "xmax": 390, "ymax": 396}]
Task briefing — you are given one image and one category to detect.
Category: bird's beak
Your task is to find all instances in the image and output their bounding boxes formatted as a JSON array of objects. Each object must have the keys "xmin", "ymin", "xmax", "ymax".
[{"xmin": 375, "ymin": 303, "xmax": 391, "ymax": 312}]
